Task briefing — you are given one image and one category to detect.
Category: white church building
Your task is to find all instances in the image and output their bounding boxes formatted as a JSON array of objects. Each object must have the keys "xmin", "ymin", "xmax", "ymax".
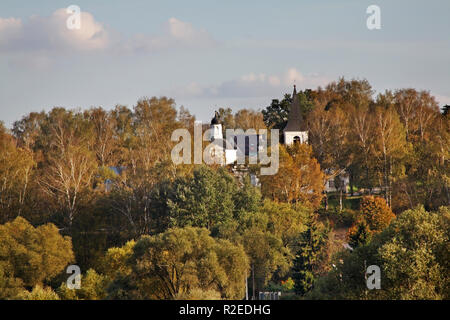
[
  {"xmin": 206, "ymin": 84, "xmax": 349, "ymax": 193},
  {"xmin": 207, "ymin": 111, "xmax": 237, "ymax": 165},
  {"xmin": 283, "ymin": 85, "xmax": 308, "ymax": 145}
]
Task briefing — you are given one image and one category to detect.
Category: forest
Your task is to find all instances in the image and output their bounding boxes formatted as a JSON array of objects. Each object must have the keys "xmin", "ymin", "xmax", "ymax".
[{"xmin": 0, "ymin": 78, "xmax": 448, "ymax": 300}]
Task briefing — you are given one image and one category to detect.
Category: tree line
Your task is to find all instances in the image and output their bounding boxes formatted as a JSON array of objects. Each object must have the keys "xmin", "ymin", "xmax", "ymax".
[{"xmin": 0, "ymin": 77, "xmax": 448, "ymax": 299}]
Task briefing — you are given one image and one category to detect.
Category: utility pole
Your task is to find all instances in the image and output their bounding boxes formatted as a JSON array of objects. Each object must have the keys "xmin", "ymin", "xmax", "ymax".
[
  {"xmin": 252, "ymin": 264, "xmax": 255, "ymax": 300},
  {"xmin": 245, "ymin": 270, "xmax": 248, "ymax": 300}
]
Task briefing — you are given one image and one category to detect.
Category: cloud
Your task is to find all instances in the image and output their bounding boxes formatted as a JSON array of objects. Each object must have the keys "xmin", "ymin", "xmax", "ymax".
[
  {"xmin": 0, "ymin": 17, "xmax": 22, "ymax": 45},
  {"xmin": 173, "ymin": 68, "xmax": 330, "ymax": 99},
  {"xmin": 0, "ymin": 10, "xmax": 214, "ymax": 56},
  {"xmin": 120, "ymin": 17, "xmax": 215, "ymax": 54},
  {"xmin": 0, "ymin": 9, "xmax": 109, "ymax": 53}
]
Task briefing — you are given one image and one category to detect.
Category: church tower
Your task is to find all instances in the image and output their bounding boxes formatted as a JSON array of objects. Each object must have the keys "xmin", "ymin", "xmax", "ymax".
[
  {"xmin": 210, "ymin": 111, "xmax": 223, "ymax": 141},
  {"xmin": 283, "ymin": 85, "xmax": 308, "ymax": 145}
]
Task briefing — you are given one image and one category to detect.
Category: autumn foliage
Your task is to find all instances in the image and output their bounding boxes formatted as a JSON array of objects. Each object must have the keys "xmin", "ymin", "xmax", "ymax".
[
  {"xmin": 347, "ymin": 196, "xmax": 396, "ymax": 247},
  {"xmin": 261, "ymin": 143, "xmax": 324, "ymax": 208}
]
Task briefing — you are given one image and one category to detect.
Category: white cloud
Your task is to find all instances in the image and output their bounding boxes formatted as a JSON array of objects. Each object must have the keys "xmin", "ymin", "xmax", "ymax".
[
  {"xmin": 166, "ymin": 17, "xmax": 212, "ymax": 44},
  {"xmin": 0, "ymin": 17, "xmax": 22, "ymax": 46},
  {"xmin": 172, "ymin": 68, "xmax": 330, "ymax": 99},
  {"xmin": 0, "ymin": 9, "xmax": 109, "ymax": 53},
  {"xmin": 120, "ymin": 17, "xmax": 215, "ymax": 54},
  {"xmin": 0, "ymin": 10, "xmax": 214, "ymax": 55}
]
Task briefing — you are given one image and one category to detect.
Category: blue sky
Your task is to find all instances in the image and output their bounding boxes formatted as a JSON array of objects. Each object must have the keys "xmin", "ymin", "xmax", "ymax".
[{"xmin": 1, "ymin": 0, "xmax": 449, "ymax": 127}]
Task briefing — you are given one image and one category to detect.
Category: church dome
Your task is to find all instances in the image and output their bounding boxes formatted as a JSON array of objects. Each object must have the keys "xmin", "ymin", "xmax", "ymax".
[{"xmin": 211, "ymin": 111, "xmax": 220, "ymax": 125}]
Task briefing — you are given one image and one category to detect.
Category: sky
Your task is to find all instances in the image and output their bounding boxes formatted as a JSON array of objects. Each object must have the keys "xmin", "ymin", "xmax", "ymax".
[{"xmin": 1, "ymin": 0, "xmax": 449, "ymax": 127}]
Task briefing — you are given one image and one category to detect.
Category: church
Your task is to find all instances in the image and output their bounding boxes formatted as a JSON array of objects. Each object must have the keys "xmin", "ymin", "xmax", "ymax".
[
  {"xmin": 207, "ymin": 111, "xmax": 238, "ymax": 165},
  {"xmin": 283, "ymin": 85, "xmax": 308, "ymax": 145},
  {"xmin": 205, "ymin": 85, "xmax": 307, "ymax": 167},
  {"xmin": 207, "ymin": 85, "xmax": 348, "ymax": 192}
]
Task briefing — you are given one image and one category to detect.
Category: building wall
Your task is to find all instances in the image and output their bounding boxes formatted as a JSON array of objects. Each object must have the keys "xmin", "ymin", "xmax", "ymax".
[
  {"xmin": 211, "ymin": 124, "xmax": 223, "ymax": 141},
  {"xmin": 284, "ymin": 131, "xmax": 308, "ymax": 145}
]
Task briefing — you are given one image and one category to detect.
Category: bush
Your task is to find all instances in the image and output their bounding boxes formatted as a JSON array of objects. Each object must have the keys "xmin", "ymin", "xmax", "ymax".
[{"xmin": 18, "ymin": 285, "xmax": 60, "ymax": 300}]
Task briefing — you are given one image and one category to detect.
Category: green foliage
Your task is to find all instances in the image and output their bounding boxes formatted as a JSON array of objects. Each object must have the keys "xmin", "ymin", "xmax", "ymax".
[
  {"xmin": 107, "ymin": 227, "xmax": 249, "ymax": 300},
  {"xmin": 262, "ymin": 90, "xmax": 313, "ymax": 130},
  {"xmin": 259, "ymin": 200, "xmax": 308, "ymax": 248},
  {"xmin": 18, "ymin": 285, "xmax": 60, "ymax": 300},
  {"xmin": 293, "ymin": 217, "xmax": 329, "ymax": 295},
  {"xmin": 166, "ymin": 166, "xmax": 238, "ymax": 231},
  {"xmin": 0, "ymin": 217, "xmax": 74, "ymax": 288},
  {"xmin": 100, "ymin": 240, "xmax": 135, "ymax": 278},
  {"xmin": 242, "ymin": 226, "xmax": 290, "ymax": 294},
  {"xmin": 0, "ymin": 266, "xmax": 24, "ymax": 299},
  {"xmin": 58, "ymin": 269, "xmax": 108, "ymax": 300},
  {"xmin": 1, "ymin": 80, "xmax": 448, "ymax": 301},
  {"xmin": 0, "ymin": 126, "xmax": 35, "ymax": 222},
  {"xmin": 310, "ymin": 206, "xmax": 449, "ymax": 299},
  {"xmin": 229, "ymin": 200, "xmax": 309, "ymax": 294},
  {"xmin": 262, "ymin": 96, "xmax": 291, "ymax": 130},
  {"xmin": 348, "ymin": 220, "xmax": 372, "ymax": 249},
  {"xmin": 174, "ymin": 288, "xmax": 222, "ymax": 300},
  {"xmin": 149, "ymin": 166, "xmax": 262, "ymax": 236},
  {"xmin": 281, "ymin": 277, "xmax": 295, "ymax": 291}
]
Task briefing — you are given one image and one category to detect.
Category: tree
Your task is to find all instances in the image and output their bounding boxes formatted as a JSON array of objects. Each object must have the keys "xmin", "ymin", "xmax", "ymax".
[
  {"xmin": 216, "ymin": 107, "xmax": 235, "ymax": 130},
  {"xmin": 360, "ymin": 196, "xmax": 395, "ymax": 232},
  {"xmin": 58, "ymin": 269, "xmax": 108, "ymax": 300},
  {"xmin": 84, "ymin": 107, "xmax": 118, "ymax": 167},
  {"xmin": 164, "ymin": 166, "xmax": 239, "ymax": 232},
  {"xmin": 107, "ymin": 227, "xmax": 249, "ymax": 300},
  {"xmin": 442, "ymin": 105, "xmax": 450, "ymax": 117},
  {"xmin": 262, "ymin": 90, "xmax": 314, "ymax": 131},
  {"xmin": 393, "ymin": 91, "xmax": 448, "ymax": 211},
  {"xmin": 37, "ymin": 108, "xmax": 97, "ymax": 228},
  {"xmin": 0, "ymin": 266, "xmax": 24, "ymax": 299},
  {"xmin": 372, "ymin": 99, "xmax": 408, "ymax": 207},
  {"xmin": 178, "ymin": 106, "xmax": 195, "ymax": 129},
  {"xmin": 347, "ymin": 196, "xmax": 395, "ymax": 248},
  {"xmin": 311, "ymin": 206, "xmax": 449, "ymax": 299},
  {"xmin": 105, "ymin": 98, "xmax": 182, "ymax": 237},
  {"xmin": 293, "ymin": 217, "xmax": 329, "ymax": 295},
  {"xmin": 228, "ymin": 199, "xmax": 308, "ymax": 297},
  {"xmin": 259, "ymin": 199, "xmax": 308, "ymax": 249},
  {"xmin": 308, "ymin": 102, "xmax": 352, "ymax": 207},
  {"xmin": 12, "ymin": 111, "xmax": 46, "ymax": 152},
  {"xmin": 18, "ymin": 285, "xmax": 60, "ymax": 300},
  {"xmin": 100, "ymin": 240, "xmax": 135, "ymax": 278},
  {"xmin": 347, "ymin": 219, "xmax": 372, "ymax": 249},
  {"xmin": 377, "ymin": 206, "xmax": 448, "ymax": 299},
  {"xmin": 234, "ymin": 109, "xmax": 266, "ymax": 130},
  {"xmin": 131, "ymin": 97, "xmax": 179, "ymax": 172},
  {"xmin": 242, "ymin": 227, "xmax": 289, "ymax": 298},
  {"xmin": 262, "ymin": 96, "xmax": 291, "ymax": 130},
  {"xmin": 347, "ymin": 103, "xmax": 376, "ymax": 189},
  {"xmin": 0, "ymin": 125, "xmax": 35, "ymax": 222},
  {"xmin": 0, "ymin": 217, "xmax": 74, "ymax": 288},
  {"xmin": 261, "ymin": 144, "xmax": 324, "ymax": 208}
]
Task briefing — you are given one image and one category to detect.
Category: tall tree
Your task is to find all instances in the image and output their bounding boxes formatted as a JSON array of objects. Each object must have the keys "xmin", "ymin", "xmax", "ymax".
[
  {"xmin": 293, "ymin": 217, "xmax": 329, "ymax": 295},
  {"xmin": 261, "ymin": 144, "xmax": 324, "ymax": 208},
  {"xmin": 234, "ymin": 109, "xmax": 266, "ymax": 130},
  {"xmin": 372, "ymin": 97, "xmax": 408, "ymax": 206},
  {"xmin": 0, "ymin": 125, "xmax": 35, "ymax": 221},
  {"xmin": 38, "ymin": 108, "xmax": 97, "ymax": 228}
]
